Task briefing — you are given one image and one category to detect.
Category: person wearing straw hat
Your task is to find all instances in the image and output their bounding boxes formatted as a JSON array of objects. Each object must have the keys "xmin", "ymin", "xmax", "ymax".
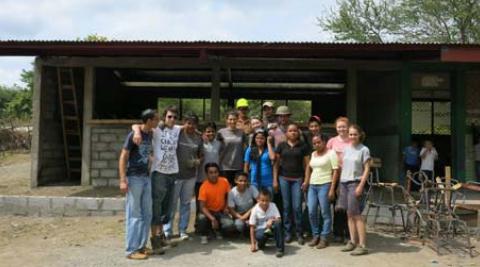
[{"xmin": 268, "ymin": 105, "xmax": 292, "ymax": 148}]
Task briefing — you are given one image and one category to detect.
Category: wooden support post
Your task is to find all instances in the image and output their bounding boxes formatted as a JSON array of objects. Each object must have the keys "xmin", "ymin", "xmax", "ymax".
[
  {"xmin": 30, "ymin": 57, "xmax": 43, "ymax": 188},
  {"xmin": 210, "ymin": 65, "xmax": 221, "ymax": 122},
  {"xmin": 346, "ymin": 67, "xmax": 357, "ymax": 122},
  {"xmin": 81, "ymin": 66, "xmax": 95, "ymax": 186},
  {"xmin": 452, "ymin": 67, "xmax": 466, "ymax": 181},
  {"xmin": 445, "ymin": 166, "xmax": 452, "ymax": 207}
]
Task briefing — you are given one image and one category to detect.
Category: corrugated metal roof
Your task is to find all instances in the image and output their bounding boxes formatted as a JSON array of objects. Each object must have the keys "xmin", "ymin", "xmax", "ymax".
[{"xmin": 0, "ymin": 40, "xmax": 479, "ymax": 59}]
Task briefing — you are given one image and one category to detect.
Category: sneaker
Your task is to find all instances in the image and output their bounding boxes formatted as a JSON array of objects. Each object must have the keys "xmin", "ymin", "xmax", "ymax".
[
  {"xmin": 180, "ymin": 232, "xmax": 190, "ymax": 241},
  {"xmin": 297, "ymin": 235, "xmax": 305, "ymax": 246},
  {"xmin": 284, "ymin": 234, "xmax": 293, "ymax": 244},
  {"xmin": 127, "ymin": 252, "xmax": 148, "ymax": 260},
  {"xmin": 341, "ymin": 241, "xmax": 356, "ymax": 252},
  {"xmin": 308, "ymin": 237, "xmax": 320, "ymax": 247},
  {"xmin": 275, "ymin": 249, "xmax": 284, "ymax": 258},
  {"xmin": 316, "ymin": 239, "xmax": 329, "ymax": 249},
  {"xmin": 200, "ymin": 236, "xmax": 208, "ymax": 245},
  {"xmin": 350, "ymin": 246, "xmax": 369, "ymax": 256}
]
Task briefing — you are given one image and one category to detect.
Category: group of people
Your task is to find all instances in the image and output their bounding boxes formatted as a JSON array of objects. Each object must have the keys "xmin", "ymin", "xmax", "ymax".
[
  {"xmin": 118, "ymin": 98, "xmax": 372, "ymax": 260},
  {"xmin": 402, "ymin": 139, "xmax": 439, "ymax": 191}
]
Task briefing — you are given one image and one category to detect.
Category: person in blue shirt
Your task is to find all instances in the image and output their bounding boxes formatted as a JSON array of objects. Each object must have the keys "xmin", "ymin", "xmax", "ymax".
[
  {"xmin": 119, "ymin": 109, "xmax": 159, "ymax": 260},
  {"xmin": 403, "ymin": 140, "xmax": 420, "ymax": 186},
  {"xmin": 244, "ymin": 130, "xmax": 276, "ymax": 195}
]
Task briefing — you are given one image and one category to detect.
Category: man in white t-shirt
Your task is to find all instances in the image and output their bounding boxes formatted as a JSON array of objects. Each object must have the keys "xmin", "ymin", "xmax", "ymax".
[
  {"xmin": 133, "ymin": 106, "xmax": 180, "ymax": 254},
  {"xmin": 420, "ymin": 140, "xmax": 438, "ymax": 180}
]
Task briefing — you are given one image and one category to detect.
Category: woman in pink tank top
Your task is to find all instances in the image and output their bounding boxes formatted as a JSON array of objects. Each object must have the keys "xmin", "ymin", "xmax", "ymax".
[{"xmin": 326, "ymin": 116, "xmax": 351, "ymax": 244}]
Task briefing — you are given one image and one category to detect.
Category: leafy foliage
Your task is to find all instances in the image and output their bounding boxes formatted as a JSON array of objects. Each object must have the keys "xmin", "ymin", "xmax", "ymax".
[{"xmin": 319, "ymin": 0, "xmax": 480, "ymax": 43}]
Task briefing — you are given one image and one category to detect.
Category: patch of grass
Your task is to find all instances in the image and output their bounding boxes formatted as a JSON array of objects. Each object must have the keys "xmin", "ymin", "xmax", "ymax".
[{"xmin": 0, "ymin": 150, "xmax": 30, "ymax": 166}]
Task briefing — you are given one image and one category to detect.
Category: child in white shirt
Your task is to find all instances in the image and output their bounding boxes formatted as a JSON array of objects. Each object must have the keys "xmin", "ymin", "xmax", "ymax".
[{"xmin": 249, "ymin": 188, "xmax": 284, "ymax": 257}]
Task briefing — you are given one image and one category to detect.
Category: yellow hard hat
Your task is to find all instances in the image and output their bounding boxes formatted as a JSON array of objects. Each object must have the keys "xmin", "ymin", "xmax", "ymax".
[{"xmin": 236, "ymin": 98, "xmax": 249, "ymax": 108}]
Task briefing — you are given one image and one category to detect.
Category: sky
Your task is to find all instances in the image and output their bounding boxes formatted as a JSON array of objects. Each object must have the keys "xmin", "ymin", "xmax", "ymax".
[{"xmin": 0, "ymin": 0, "xmax": 337, "ymax": 87}]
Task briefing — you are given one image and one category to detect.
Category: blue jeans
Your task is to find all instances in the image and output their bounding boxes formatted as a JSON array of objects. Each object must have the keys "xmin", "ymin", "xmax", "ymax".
[
  {"xmin": 307, "ymin": 183, "xmax": 332, "ymax": 239},
  {"xmin": 255, "ymin": 221, "xmax": 284, "ymax": 251},
  {"xmin": 125, "ymin": 176, "xmax": 152, "ymax": 256},
  {"xmin": 279, "ymin": 176, "xmax": 303, "ymax": 236},
  {"xmin": 164, "ymin": 177, "xmax": 196, "ymax": 236}
]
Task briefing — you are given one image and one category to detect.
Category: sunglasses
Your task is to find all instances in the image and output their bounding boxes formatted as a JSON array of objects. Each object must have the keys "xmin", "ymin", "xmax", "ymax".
[{"xmin": 167, "ymin": 115, "xmax": 177, "ymax": 119}]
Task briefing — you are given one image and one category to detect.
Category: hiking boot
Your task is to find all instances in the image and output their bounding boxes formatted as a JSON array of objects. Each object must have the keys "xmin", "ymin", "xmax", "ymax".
[
  {"xmin": 150, "ymin": 236, "xmax": 165, "ymax": 255},
  {"xmin": 350, "ymin": 245, "xmax": 369, "ymax": 256},
  {"xmin": 275, "ymin": 249, "xmax": 284, "ymax": 258},
  {"xmin": 341, "ymin": 241, "xmax": 356, "ymax": 252},
  {"xmin": 308, "ymin": 237, "xmax": 320, "ymax": 247},
  {"xmin": 316, "ymin": 239, "xmax": 329, "ymax": 249},
  {"xmin": 160, "ymin": 233, "xmax": 178, "ymax": 247},
  {"xmin": 127, "ymin": 252, "xmax": 148, "ymax": 260}
]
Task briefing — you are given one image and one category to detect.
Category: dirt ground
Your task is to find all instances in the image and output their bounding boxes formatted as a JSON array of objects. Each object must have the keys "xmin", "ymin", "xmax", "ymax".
[
  {"xmin": 0, "ymin": 215, "xmax": 477, "ymax": 267},
  {"xmin": 0, "ymin": 151, "xmax": 122, "ymax": 197}
]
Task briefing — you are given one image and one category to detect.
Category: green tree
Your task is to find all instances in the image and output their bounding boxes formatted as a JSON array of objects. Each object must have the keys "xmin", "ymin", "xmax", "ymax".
[
  {"xmin": 0, "ymin": 85, "xmax": 17, "ymax": 118},
  {"xmin": 319, "ymin": 0, "xmax": 480, "ymax": 43},
  {"xmin": 77, "ymin": 33, "xmax": 109, "ymax": 41}
]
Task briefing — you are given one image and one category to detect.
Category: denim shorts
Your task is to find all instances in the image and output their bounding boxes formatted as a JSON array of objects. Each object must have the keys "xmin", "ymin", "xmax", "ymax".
[{"xmin": 337, "ymin": 181, "xmax": 365, "ymax": 216}]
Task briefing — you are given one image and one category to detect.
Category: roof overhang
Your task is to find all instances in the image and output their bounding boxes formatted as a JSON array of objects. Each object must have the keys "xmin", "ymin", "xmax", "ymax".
[{"xmin": 1, "ymin": 41, "xmax": 480, "ymax": 62}]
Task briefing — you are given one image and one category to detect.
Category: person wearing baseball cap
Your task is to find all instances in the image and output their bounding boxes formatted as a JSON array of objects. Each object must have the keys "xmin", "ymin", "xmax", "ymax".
[
  {"xmin": 262, "ymin": 101, "xmax": 276, "ymax": 128},
  {"xmin": 236, "ymin": 98, "xmax": 252, "ymax": 134},
  {"xmin": 268, "ymin": 105, "xmax": 292, "ymax": 147}
]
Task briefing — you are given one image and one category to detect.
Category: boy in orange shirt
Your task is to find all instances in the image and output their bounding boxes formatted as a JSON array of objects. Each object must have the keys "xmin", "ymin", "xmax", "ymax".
[{"xmin": 197, "ymin": 162, "xmax": 235, "ymax": 244}]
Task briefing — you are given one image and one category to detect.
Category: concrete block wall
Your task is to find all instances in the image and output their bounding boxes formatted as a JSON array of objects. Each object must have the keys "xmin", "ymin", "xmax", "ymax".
[
  {"xmin": 38, "ymin": 67, "xmax": 66, "ymax": 185},
  {"xmin": 90, "ymin": 125, "xmax": 130, "ymax": 186},
  {"xmin": 0, "ymin": 195, "xmax": 125, "ymax": 217}
]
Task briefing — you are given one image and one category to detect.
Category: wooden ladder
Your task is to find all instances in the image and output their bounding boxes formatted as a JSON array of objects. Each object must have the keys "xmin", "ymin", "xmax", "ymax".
[{"xmin": 57, "ymin": 67, "xmax": 82, "ymax": 180}]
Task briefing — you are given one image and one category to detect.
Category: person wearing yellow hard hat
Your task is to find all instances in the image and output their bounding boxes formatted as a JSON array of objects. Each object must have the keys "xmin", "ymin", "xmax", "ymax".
[{"xmin": 235, "ymin": 98, "xmax": 252, "ymax": 134}]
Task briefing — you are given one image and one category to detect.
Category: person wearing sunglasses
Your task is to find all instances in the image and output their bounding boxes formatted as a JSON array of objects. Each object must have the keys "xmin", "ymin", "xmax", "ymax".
[{"xmin": 132, "ymin": 105, "xmax": 181, "ymax": 254}]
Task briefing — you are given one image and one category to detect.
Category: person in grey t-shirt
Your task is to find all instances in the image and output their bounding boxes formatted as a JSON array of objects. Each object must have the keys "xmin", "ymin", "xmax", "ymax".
[
  {"xmin": 218, "ymin": 111, "xmax": 247, "ymax": 185},
  {"xmin": 228, "ymin": 172, "xmax": 259, "ymax": 233},
  {"xmin": 337, "ymin": 124, "xmax": 371, "ymax": 256},
  {"xmin": 164, "ymin": 114, "xmax": 203, "ymax": 240}
]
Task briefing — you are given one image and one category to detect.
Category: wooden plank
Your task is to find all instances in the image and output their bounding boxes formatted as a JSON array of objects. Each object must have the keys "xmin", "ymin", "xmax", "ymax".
[
  {"xmin": 39, "ymin": 56, "xmax": 403, "ymax": 70},
  {"xmin": 87, "ymin": 119, "xmax": 140, "ymax": 125}
]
